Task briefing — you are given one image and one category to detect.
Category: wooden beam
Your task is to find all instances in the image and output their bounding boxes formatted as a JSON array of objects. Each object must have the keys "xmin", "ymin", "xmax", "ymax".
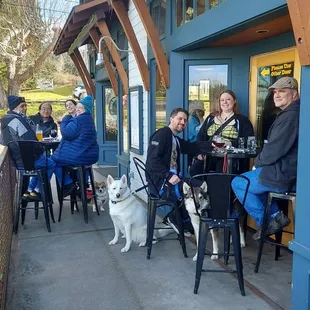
[
  {"xmin": 67, "ymin": 20, "xmax": 86, "ymax": 32},
  {"xmin": 97, "ymin": 20, "xmax": 129, "ymax": 94},
  {"xmin": 110, "ymin": 0, "xmax": 150, "ymax": 91},
  {"xmin": 287, "ymin": 0, "xmax": 310, "ymax": 65},
  {"xmin": 72, "ymin": 49, "xmax": 96, "ymax": 96},
  {"xmin": 64, "ymin": 28, "xmax": 80, "ymax": 39},
  {"xmin": 70, "ymin": 53, "xmax": 92, "ymax": 96},
  {"xmin": 75, "ymin": 0, "xmax": 107, "ymax": 13},
  {"xmin": 89, "ymin": 28, "xmax": 119, "ymax": 96},
  {"xmin": 131, "ymin": 0, "xmax": 169, "ymax": 88}
]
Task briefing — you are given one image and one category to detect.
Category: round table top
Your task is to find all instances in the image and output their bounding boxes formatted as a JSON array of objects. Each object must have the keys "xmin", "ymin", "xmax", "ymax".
[{"xmin": 205, "ymin": 148, "xmax": 260, "ymax": 159}]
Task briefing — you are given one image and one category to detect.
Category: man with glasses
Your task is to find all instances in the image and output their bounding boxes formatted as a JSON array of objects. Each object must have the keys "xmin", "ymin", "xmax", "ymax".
[{"xmin": 30, "ymin": 102, "xmax": 57, "ymax": 138}]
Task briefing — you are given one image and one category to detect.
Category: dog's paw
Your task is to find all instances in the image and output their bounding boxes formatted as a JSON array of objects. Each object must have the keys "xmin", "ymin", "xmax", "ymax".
[
  {"xmin": 240, "ymin": 241, "xmax": 245, "ymax": 248},
  {"xmin": 152, "ymin": 240, "xmax": 158, "ymax": 245},
  {"xmin": 121, "ymin": 246, "xmax": 130, "ymax": 253},
  {"xmin": 109, "ymin": 239, "xmax": 118, "ymax": 245},
  {"xmin": 121, "ymin": 234, "xmax": 125, "ymax": 239},
  {"xmin": 92, "ymin": 207, "xmax": 97, "ymax": 213},
  {"xmin": 193, "ymin": 253, "xmax": 197, "ymax": 261},
  {"xmin": 100, "ymin": 206, "xmax": 105, "ymax": 211},
  {"xmin": 139, "ymin": 242, "xmax": 146, "ymax": 247},
  {"xmin": 211, "ymin": 254, "xmax": 219, "ymax": 260}
]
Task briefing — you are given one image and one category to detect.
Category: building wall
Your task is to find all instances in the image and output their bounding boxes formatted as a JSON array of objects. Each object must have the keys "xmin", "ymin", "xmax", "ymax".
[{"xmin": 127, "ymin": 0, "xmax": 149, "ymax": 202}]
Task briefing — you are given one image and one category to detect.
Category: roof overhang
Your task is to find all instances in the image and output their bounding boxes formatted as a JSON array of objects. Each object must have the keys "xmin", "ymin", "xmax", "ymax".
[{"xmin": 54, "ymin": 0, "xmax": 110, "ymax": 55}]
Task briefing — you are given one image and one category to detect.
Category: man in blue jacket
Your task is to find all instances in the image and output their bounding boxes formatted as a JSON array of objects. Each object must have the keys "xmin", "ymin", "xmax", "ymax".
[{"xmin": 232, "ymin": 77, "xmax": 299, "ymax": 240}]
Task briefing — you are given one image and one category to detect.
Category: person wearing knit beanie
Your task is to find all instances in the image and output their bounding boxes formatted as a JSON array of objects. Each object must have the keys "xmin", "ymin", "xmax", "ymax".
[
  {"xmin": 77, "ymin": 95, "xmax": 93, "ymax": 114},
  {"xmin": 7, "ymin": 95, "xmax": 26, "ymax": 112}
]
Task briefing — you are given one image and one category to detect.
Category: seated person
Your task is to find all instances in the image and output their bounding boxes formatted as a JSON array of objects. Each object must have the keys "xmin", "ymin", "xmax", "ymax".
[
  {"xmin": 0, "ymin": 96, "xmax": 60, "ymax": 200},
  {"xmin": 190, "ymin": 90, "xmax": 254, "ymax": 175},
  {"xmin": 232, "ymin": 77, "xmax": 299, "ymax": 240},
  {"xmin": 146, "ymin": 108, "xmax": 213, "ymax": 234},
  {"xmin": 51, "ymin": 96, "xmax": 99, "ymax": 188},
  {"xmin": 30, "ymin": 102, "xmax": 57, "ymax": 138},
  {"xmin": 188, "ymin": 108, "xmax": 204, "ymax": 142},
  {"xmin": 65, "ymin": 99, "xmax": 77, "ymax": 117}
]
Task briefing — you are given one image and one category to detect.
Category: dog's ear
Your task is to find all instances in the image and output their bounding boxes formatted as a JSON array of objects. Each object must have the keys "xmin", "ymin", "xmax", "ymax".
[
  {"xmin": 120, "ymin": 174, "xmax": 127, "ymax": 185},
  {"xmin": 107, "ymin": 175, "xmax": 114, "ymax": 187},
  {"xmin": 102, "ymin": 176, "xmax": 107, "ymax": 185},
  {"xmin": 94, "ymin": 181, "xmax": 99, "ymax": 187},
  {"xmin": 183, "ymin": 182, "xmax": 190, "ymax": 194},
  {"xmin": 200, "ymin": 181, "xmax": 208, "ymax": 192}
]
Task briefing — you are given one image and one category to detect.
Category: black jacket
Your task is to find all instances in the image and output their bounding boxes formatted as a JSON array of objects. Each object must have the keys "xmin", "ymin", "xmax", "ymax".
[
  {"xmin": 197, "ymin": 113, "xmax": 254, "ymax": 147},
  {"xmin": 146, "ymin": 126, "xmax": 212, "ymax": 191},
  {"xmin": 30, "ymin": 113, "xmax": 57, "ymax": 137},
  {"xmin": 0, "ymin": 111, "xmax": 37, "ymax": 167},
  {"xmin": 254, "ymin": 99, "xmax": 300, "ymax": 189}
]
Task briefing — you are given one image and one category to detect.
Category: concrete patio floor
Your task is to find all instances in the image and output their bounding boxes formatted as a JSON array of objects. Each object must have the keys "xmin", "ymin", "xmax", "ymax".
[{"xmin": 5, "ymin": 174, "xmax": 292, "ymax": 310}]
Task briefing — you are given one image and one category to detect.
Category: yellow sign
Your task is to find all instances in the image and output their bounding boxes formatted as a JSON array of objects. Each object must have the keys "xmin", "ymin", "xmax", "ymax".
[
  {"xmin": 260, "ymin": 68, "xmax": 270, "ymax": 77},
  {"xmin": 271, "ymin": 62, "xmax": 294, "ymax": 77}
]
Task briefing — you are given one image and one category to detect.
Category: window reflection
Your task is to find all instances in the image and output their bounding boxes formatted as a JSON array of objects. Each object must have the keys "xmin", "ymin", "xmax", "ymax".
[
  {"xmin": 188, "ymin": 64, "xmax": 228, "ymax": 121},
  {"xmin": 197, "ymin": 0, "xmax": 205, "ymax": 15},
  {"xmin": 155, "ymin": 65, "xmax": 166, "ymax": 130},
  {"xmin": 151, "ymin": 0, "xmax": 166, "ymax": 37},
  {"xmin": 105, "ymin": 88, "xmax": 117, "ymax": 142}
]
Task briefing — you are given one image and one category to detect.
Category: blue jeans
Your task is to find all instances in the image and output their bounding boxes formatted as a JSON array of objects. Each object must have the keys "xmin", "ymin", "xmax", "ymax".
[
  {"xmin": 28, "ymin": 154, "xmax": 72, "ymax": 191},
  {"xmin": 232, "ymin": 167, "xmax": 283, "ymax": 227}
]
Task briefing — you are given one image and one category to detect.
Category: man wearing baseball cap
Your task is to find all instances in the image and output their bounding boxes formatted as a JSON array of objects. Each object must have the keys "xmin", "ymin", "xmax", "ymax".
[{"xmin": 232, "ymin": 76, "xmax": 300, "ymax": 240}]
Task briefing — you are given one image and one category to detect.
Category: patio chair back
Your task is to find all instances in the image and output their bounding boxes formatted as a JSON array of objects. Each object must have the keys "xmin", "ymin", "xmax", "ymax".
[
  {"xmin": 189, "ymin": 173, "xmax": 250, "ymax": 220},
  {"xmin": 7, "ymin": 140, "xmax": 45, "ymax": 171}
]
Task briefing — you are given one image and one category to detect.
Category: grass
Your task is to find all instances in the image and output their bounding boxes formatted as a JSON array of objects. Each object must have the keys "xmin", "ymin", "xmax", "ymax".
[
  {"xmin": 0, "ymin": 85, "xmax": 75, "ymax": 119},
  {"xmin": 20, "ymin": 85, "xmax": 75, "ymax": 102}
]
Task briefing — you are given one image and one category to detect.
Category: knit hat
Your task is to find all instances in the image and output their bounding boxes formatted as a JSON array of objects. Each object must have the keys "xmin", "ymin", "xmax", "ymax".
[
  {"xmin": 7, "ymin": 95, "xmax": 26, "ymax": 111},
  {"xmin": 78, "ymin": 95, "xmax": 93, "ymax": 113}
]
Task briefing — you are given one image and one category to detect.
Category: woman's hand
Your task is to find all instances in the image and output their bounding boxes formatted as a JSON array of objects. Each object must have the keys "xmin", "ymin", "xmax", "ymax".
[{"xmin": 168, "ymin": 175, "xmax": 181, "ymax": 185}]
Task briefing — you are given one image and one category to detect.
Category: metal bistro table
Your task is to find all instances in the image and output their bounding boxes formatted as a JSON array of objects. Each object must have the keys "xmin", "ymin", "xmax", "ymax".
[{"xmin": 205, "ymin": 148, "xmax": 260, "ymax": 173}]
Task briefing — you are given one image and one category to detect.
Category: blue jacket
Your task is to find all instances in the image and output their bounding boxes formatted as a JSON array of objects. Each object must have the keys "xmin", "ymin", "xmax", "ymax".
[{"xmin": 52, "ymin": 113, "xmax": 99, "ymax": 166}]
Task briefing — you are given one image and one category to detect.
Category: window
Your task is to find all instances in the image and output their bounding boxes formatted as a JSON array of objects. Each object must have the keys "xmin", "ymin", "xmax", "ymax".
[
  {"xmin": 151, "ymin": 0, "xmax": 166, "ymax": 37},
  {"xmin": 105, "ymin": 88, "xmax": 118, "ymax": 142},
  {"xmin": 117, "ymin": 29, "xmax": 127, "ymax": 60},
  {"xmin": 155, "ymin": 65, "xmax": 166, "ymax": 130},
  {"xmin": 176, "ymin": 0, "xmax": 226, "ymax": 27},
  {"xmin": 188, "ymin": 64, "xmax": 228, "ymax": 118},
  {"xmin": 122, "ymin": 94, "xmax": 129, "ymax": 153}
]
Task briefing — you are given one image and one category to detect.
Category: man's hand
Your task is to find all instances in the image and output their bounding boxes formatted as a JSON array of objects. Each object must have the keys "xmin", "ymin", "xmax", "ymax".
[
  {"xmin": 252, "ymin": 165, "xmax": 256, "ymax": 170},
  {"xmin": 197, "ymin": 154, "xmax": 206, "ymax": 160},
  {"xmin": 168, "ymin": 175, "xmax": 181, "ymax": 185}
]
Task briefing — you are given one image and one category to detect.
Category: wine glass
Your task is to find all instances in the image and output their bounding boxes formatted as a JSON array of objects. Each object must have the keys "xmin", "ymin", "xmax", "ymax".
[{"xmin": 50, "ymin": 129, "xmax": 57, "ymax": 139}]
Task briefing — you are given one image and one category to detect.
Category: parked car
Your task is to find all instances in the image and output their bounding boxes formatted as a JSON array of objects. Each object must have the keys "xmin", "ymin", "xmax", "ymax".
[{"xmin": 73, "ymin": 84, "xmax": 87, "ymax": 99}]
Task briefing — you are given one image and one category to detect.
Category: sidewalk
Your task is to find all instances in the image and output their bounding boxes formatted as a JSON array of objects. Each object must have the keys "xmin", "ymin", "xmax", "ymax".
[{"xmin": 5, "ymin": 176, "xmax": 284, "ymax": 310}]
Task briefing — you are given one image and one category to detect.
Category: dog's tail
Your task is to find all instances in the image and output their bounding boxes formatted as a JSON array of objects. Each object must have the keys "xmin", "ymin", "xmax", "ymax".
[{"xmin": 154, "ymin": 222, "xmax": 174, "ymax": 238}]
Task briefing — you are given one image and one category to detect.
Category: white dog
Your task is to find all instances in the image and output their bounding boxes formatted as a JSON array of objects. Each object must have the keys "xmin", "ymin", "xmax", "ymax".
[
  {"xmin": 183, "ymin": 182, "xmax": 245, "ymax": 261},
  {"xmin": 107, "ymin": 174, "xmax": 171, "ymax": 253}
]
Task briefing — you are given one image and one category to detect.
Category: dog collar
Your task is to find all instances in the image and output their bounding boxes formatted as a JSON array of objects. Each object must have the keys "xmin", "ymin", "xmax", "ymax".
[{"xmin": 110, "ymin": 192, "xmax": 132, "ymax": 204}]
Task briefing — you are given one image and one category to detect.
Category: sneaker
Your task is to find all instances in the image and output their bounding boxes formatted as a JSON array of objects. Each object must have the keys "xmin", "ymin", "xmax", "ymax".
[
  {"xmin": 22, "ymin": 191, "xmax": 31, "ymax": 201},
  {"xmin": 265, "ymin": 211, "xmax": 290, "ymax": 236},
  {"xmin": 252, "ymin": 212, "xmax": 290, "ymax": 241},
  {"xmin": 29, "ymin": 190, "xmax": 41, "ymax": 201},
  {"xmin": 163, "ymin": 211, "xmax": 179, "ymax": 235},
  {"xmin": 63, "ymin": 183, "xmax": 77, "ymax": 198}
]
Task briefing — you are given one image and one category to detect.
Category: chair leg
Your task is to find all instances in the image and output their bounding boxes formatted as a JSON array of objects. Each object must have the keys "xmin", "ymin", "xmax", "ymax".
[
  {"xmin": 14, "ymin": 200, "xmax": 23, "ymax": 234},
  {"xmin": 275, "ymin": 231, "xmax": 282, "ymax": 261},
  {"xmin": 21, "ymin": 204, "xmax": 26, "ymax": 225},
  {"xmin": 146, "ymin": 198, "xmax": 157, "ymax": 259},
  {"xmin": 78, "ymin": 167, "xmax": 88, "ymax": 223},
  {"xmin": 175, "ymin": 203, "xmax": 188, "ymax": 258},
  {"xmin": 254, "ymin": 194, "xmax": 272, "ymax": 273},
  {"xmin": 230, "ymin": 220, "xmax": 245, "ymax": 296},
  {"xmin": 20, "ymin": 176, "xmax": 28, "ymax": 225},
  {"xmin": 38, "ymin": 171, "xmax": 51, "ymax": 232},
  {"xmin": 224, "ymin": 228, "xmax": 230, "ymax": 265},
  {"xmin": 35, "ymin": 202, "xmax": 39, "ymax": 220},
  {"xmin": 88, "ymin": 167, "xmax": 100, "ymax": 216},
  {"xmin": 194, "ymin": 220, "xmax": 208, "ymax": 294},
  {"xmin": 58, "ymin": 167, "xmax": 66, "ymax": 222}
]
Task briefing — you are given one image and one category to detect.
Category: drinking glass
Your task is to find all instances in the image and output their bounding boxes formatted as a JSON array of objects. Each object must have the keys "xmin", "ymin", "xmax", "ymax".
[
  {"xmin": 35, "ymin": 125, "xmax": 43, "ymax": 141},
  {"xmin": 50, "ymin": 129, "xmax": 57, "ymax": 139},
  {"xmin": 212, "ymin": 135, "xmax": 225, "ymax": 148},
  {"xmin": 247, "ymin": 136, "xmax": 257, "ymax": 154},
  {"xmin": 238, "ymin": 137, "xmax": 245, "ymax": 149}
]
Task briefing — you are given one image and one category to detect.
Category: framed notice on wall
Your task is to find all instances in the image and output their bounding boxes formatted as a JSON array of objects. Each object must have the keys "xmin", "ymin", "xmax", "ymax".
[{"xmin": 129, "ymin": 86, "xmax": 143, "ymax": 154}]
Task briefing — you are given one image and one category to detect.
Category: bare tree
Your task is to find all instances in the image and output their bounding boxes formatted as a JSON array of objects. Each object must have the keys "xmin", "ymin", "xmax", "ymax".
[{"xmin": 0, "ymin": 0, "xmax": 74, "ymax": 108}]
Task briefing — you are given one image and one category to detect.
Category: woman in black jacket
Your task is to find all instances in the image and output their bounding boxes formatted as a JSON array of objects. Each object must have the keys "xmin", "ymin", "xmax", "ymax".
[
  {"xmin": 30, "ymin": 102, "xmax": 57, "ymax": 138},
  {"xmin": 190, "ymin": 90, "xmax": 254, "ymax": 175}
]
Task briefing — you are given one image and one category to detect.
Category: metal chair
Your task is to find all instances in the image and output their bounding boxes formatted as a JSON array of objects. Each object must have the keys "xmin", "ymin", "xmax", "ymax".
[
  {"xmin": 58, "ymin": 165, "xmax": 99, "ymax": 223},
  {"xmin": 189, "ymin": 173, "xmax": 250, "ymax": 296},
  {"xmin": 7, "ymin": 140, "xmax": 55, "ymax": 233},
  {"xmin": 254, "ymin": 187, "xmax": 296, "ymax": 273},
  {"xmin": 133, "ymin": 157, "xmax": 187, "ymax": 260}
]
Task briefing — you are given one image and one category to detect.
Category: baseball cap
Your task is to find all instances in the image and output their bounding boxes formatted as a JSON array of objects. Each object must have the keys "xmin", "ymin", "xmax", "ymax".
[{"xmin": 268, "ymin": 77, "xmax": 298, "ymax": 90}]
